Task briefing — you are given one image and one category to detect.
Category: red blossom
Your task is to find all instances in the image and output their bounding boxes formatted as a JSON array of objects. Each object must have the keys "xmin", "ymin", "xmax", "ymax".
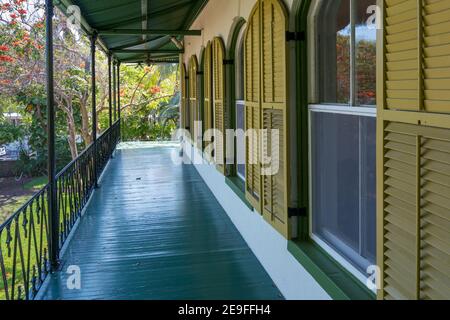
[
  {"xmin": 0, "ymin": 55, "xmax": 14, "ymax": 62},
  {"xmin": 0, "ymin": 45, "xmax": 10, "ymax": 52},
  {"xmin": 150, "ymin": 86, "xmax": 161, "ymax": 94},
  {"xmin": 10, "ymin": 13, "xmax": 18, "ymax": 19},
  {"xmin": 17, "ymin": 9, "xmax": 27, "ymax": 15}
]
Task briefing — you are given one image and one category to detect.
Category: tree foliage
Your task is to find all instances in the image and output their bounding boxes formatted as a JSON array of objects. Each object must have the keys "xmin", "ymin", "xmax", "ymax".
[
  {"xmin": 0, "ymin": 0, "xmax": 180, "ymax": 177},
  {"xmin": 336, "ymin": 33, "xmax": 376, "ymax": 105},
  {"xmin": 118, "ymin": 64, "xmax": 180, "ymax": 141}
]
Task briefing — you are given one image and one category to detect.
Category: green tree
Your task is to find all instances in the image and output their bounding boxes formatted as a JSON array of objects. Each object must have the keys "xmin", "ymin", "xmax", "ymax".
[
  {"xmin": 1, "ymin": 0, "xmax": 180, "ymax": 177},
  {"xmin": 118, "ymin": 64, "xmax": 180, "ymax": 141}
]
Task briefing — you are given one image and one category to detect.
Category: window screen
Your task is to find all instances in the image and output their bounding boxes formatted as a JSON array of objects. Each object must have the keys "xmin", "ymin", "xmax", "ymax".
[
  {"xmin": 311, "ymin": 111, "xmax": 376, "ymax": 273},
  {"xmin": 236, "ymin": 101, "xmax": 245, "ymax": 180}
]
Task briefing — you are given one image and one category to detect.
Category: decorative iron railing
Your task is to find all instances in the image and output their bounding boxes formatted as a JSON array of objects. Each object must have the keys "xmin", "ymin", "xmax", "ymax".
[{"xmin": 0, "ymin": 120, "xmax": 120, "ymax": 300}]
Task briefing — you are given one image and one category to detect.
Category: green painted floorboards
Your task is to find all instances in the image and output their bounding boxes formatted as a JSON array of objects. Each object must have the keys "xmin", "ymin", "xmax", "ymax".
[{"xmin": 40, "ymin": 145, "xmax": 283, "ymax": 300}]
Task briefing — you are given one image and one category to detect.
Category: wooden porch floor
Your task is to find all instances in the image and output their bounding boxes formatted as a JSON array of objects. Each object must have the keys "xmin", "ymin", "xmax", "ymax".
[{"xmin": 39, "ymin": 143, "xmax": 283, "ymax": 300}]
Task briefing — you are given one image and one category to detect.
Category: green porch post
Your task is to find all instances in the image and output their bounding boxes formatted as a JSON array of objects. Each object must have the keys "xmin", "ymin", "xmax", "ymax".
[
  {"xmin": 45, "ymin": 0, "xmax": 59, "ymax": 269},
  {"xmin": 91, "ymin": 32, "xmax": 98, "ymax": 187},
  {"xmin": 117, "ymin": 61, "xmax": 121, "ymax": 139},
  {"xmin": 108, "ymin": 53, "xmax": 113, "ymax": 128},
  {"xmin": 113, "ymin": 60, "xmax": 117, "ymax": 122}
]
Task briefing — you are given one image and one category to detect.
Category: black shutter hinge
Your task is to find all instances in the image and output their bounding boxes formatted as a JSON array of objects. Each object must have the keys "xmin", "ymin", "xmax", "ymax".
[
  {"xmin": 288, "ymin": 207, "xmax": 307, "ymax": 218},
  {"xmin": 286, "ymin": 31, "xmax": 305, "ymax": 42}
]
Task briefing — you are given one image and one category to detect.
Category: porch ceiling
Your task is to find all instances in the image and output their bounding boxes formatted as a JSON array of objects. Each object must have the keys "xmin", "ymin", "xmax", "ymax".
[{"xmin": 56, "ymin": 0, "xmax": 208, "ymax": 63}]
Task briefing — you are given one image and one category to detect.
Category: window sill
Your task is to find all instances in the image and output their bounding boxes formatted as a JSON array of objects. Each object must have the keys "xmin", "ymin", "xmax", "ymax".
[
  {"xmin": 225, "ymin": 176, "xmax": 253, "ymax": 210},
  {"xmin": 288, "ymin": 240, "xmax": 376, "ymax": 300}
]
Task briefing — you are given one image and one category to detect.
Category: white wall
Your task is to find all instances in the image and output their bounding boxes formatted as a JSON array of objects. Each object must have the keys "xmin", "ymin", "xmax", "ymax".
[
  {"xmin": 183, "ymin": 142, "xmax": 330, "ymax": 300},
  {"xmin": 183, "ymin": 0, "xmax": 302, "ymax": 208},
  {"xmin": 183, "ymin": 0, "xmax": 294, "ymax": 64}
]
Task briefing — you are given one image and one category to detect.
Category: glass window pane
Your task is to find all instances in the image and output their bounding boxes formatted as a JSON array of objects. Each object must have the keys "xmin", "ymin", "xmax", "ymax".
[
  {"xmin": 236, "ymin": 102, "xmax": 245, "ymax": 180},
  {"xmin": 235, "ymin": 27, "xmax": 245, "ymax": 101},
  {"xmin": 318, "ymin": 0, "xmax": 351, "ymax": 104},
  {"xmin": 356, "ymin": 0, "xmax": 377, "ymax": 105},
  {"xmin": 311, "ymin": 111, "xmax": 376, "ymax": 273}
]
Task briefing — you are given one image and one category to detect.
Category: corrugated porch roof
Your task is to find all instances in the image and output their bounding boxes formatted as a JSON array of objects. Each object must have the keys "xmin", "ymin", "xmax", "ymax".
[{"xmin": 55, "ymin": 0, "xmax": 208, "ymax": 63}]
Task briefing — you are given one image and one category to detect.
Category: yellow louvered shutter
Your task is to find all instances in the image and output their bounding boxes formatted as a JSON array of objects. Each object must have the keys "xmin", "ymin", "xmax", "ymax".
[
  {"xmin": 244, "ymin": 1, "xmax": 262, "ymax": 213},
  {"xmin": 189, "ymin": 55, "xmax": 199, "ymax": 146},
  {"xmin": 180, "ymin": 62, "xmax": 188, "ymax": 131},
  {"xmin": 244, "ymin": 0, "xmax": 289, "ymax": 238},
  {"xmin": 204, "ymin": 42, "xmax": 213, "ymax": 152},
  {"xmin": 378, "ymin": 0, "xmax": 450, "ymax": 300},
  {"xmin": 212, "ymin": 37, "xmax": 226, "ymax": 174},
  {"xmin": 260, "ymin": 0, "xmax": 289, "ymax": 238}
]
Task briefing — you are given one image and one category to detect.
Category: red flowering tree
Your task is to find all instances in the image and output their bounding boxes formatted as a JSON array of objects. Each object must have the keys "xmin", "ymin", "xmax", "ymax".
[
  {"xmin": 0, "ymin": 0, "xmax": 111, "ymax": 160},
  {"xmin": 0, "ymin": 0, "xmax": 45, "ymax": 91}
]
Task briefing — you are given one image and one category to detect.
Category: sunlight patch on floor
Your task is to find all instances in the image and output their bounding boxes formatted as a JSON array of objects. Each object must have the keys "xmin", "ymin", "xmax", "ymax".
[{"xmin": 118, "ymin": 141, "xmax": 180, "ymax": 150}]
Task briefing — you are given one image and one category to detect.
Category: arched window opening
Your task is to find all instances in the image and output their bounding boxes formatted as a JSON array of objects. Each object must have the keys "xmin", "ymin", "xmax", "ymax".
[
  {"xmin": 180, "ymin": 63, "xmax": 189, "ymax": 132},
  {"xmin": 188, "ymin": 55, "xmax": 200, "ymax": 146},
  {"xmin": 235, "ymin": 24, "xmax": 246, "ymax": 181},
  {"xmin": 203, "ymin": 41, "xmax": 213, "ymax": 153}
]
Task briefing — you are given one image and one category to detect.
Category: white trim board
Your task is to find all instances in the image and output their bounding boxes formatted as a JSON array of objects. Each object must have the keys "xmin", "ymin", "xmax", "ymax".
[{"xmin": 184, "ymin": 142, "xmax": 331, "ymax": 300}]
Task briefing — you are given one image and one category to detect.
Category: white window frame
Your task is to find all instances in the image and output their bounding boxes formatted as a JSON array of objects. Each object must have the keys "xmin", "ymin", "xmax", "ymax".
[{"xmin": 307, "ymin": 0, "xmax": 378, "ymax": 289}]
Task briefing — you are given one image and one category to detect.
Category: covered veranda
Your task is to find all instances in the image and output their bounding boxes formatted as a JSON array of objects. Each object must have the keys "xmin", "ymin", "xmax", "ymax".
[{"xmin": 0, "ymin": 0, "xmax": 283, "ymax": 300}]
